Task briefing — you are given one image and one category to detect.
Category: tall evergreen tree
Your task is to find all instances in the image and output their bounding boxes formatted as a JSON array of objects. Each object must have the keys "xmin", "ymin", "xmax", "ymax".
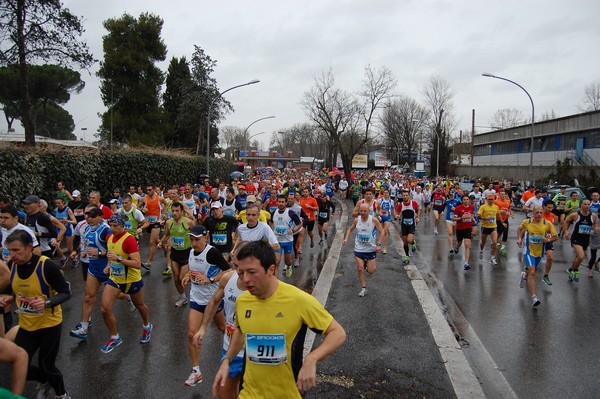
[
  {"xmin": 0, "ymin": 0, "xmax": 94, "ymax": 145},
  {"xmin": 163, "ymin": 56, "xmax": 193, "ymax": 147},
  {"xmin": 178, "ymin": 46, "xmax": 231, "ymax": 154},
  {"xmin": 97, "ymin": 12, "xmax": 167, "ymax": 146},
  {"xmin": 0, "ymin": 64, "xmax": 84, "ymax": 138}
]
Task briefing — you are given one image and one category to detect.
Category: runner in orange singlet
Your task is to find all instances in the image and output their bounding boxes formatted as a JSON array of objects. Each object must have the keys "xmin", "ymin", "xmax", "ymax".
[{"xmin": 139, "ymin": 185, "xmax": 168, "ymax": 270}]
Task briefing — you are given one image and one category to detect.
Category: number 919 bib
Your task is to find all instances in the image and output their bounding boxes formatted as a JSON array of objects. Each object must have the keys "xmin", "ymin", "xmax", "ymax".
[{"xmin": 246, "ymin": 333, "xmax": 287, "ymax": 365}]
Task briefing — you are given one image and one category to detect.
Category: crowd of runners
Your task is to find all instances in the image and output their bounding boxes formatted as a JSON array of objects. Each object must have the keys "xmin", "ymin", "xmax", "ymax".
[{"xmin": 0, "ymin": 169, "xmax": 598, "ymax": 398}]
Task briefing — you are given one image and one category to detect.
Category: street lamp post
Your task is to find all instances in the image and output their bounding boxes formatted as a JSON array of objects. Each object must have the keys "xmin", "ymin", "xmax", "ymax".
[
  {"xmin": 200, "ymin": 79, "xmax": 260, "ymax": 177},
  {"xmin": 246, "ymin": 131, "xmax": 267, "ymax": 154},
  {"xmin": 242, "ymin": 116, "xmax": 275, "ymax": 166},
  {"xmin": 436, "ymin": 131, "xmax": 440, "ymax": 177},
  {"xmin": 110, "ymin": 83, "xmax": 114, "ymax": 150},
  {"xmin": 482, "ymin": 73, "xmax": 535, "ymax": 180}
]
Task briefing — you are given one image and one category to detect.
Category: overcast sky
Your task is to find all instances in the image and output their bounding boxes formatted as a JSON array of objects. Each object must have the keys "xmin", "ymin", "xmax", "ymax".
[{"xmin": 4, "ymin": 0, "xmax": 599, "ymax": 148}]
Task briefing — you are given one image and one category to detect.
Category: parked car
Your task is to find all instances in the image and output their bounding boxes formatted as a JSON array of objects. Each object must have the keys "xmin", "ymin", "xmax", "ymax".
[{"xmin": 546, "ymin": 186, "xmax": 587, "ymax": 201}]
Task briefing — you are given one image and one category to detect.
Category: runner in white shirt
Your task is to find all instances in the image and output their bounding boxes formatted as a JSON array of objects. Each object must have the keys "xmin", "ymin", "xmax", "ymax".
[
  {"xmin": 233, "ymin": 204, "xmax": 280, "ymax": 255},
  {"xmin": 0, "ymin": 205, "xmax": 40, "ymax": 258}
]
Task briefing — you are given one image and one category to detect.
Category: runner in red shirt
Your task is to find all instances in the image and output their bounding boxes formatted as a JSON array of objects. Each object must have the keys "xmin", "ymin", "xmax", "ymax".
[{"xmin": 453, "ymin": 195, "xmax": 475, "ymax": 270}]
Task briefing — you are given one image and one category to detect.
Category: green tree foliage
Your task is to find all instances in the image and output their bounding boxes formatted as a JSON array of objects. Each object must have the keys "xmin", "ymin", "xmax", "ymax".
[
  {"xmin": 34, "ymin": 102, "xmax": 76, "ymax": 140},
  {"xmin": 163, "ymin": 56, "xmax": 194, "ymax": 148},
  {"xmin": 0, "ymin": 0, "xmax": 94, "ymax": 145},
  {"xmin": 0, "ymin": 64, "xmax": 83, "ymax": 137},
  {"xmin": 97, "ymin": 12, "xmax": 168, "ymax": 146},
  {"xmin": 174, "ymin": 46, "xmax": 231, "ymax": 154}
]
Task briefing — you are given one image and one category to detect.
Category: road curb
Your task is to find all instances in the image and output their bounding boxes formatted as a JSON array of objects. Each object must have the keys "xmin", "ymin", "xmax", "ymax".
[
  {"xmin": 304, "ymin": 196, "xmax": 347, "ymax": 357},
  {"xmin": 391, "ymin": 226, "xmax": 485, "ymax": 398}
]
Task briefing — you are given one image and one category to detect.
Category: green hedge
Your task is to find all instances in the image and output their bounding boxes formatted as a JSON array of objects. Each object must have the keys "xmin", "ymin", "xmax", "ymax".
[{"xmin": 0, "ymin": 147, "xmax": 231, "ymax": 205}]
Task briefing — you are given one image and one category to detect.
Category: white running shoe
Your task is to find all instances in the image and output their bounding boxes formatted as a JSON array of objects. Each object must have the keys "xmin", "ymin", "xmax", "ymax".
[
  {"xmin": 175, "ymin": 297, "xmax": 189, "ymax": 308},
  {"xmin": 519, "ymin": 271, "xmax": 526, "ymax": 288},
  {"xmin": 184, "ymin": 370, "xmax": 203, "ymax": 386},
  {"xmin": 532, "ymin": 295, "xmax": 541, "ymax": 307},
  {"xmin": 490, "ymin": 256, "xmax": 497, "ymax": 265},
  {"xmin": 358, "ymin": 288, "xmax": 367, "ymax": 297}
]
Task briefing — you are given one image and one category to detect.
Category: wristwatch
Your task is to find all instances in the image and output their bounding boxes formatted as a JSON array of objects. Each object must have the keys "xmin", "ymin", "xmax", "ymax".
[
  {"xmin": 45, "ymin": 300, "xmax": 52, "ymax": 308},
  {"xmin": 209, "ymin": 277, "xmax": 215, "ymax": 283},
  {"xmin": 221, "ymin": 355, "xmax": 234, "ymax": 364},
  {"xmin": 117, "ymin": 256, "xmax": 123, "ymax": 262}
]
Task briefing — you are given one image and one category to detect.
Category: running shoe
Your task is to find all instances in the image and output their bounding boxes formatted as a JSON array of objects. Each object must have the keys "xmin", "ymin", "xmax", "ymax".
[
  {"xmin": 500, "ymin": 248, "xmax": 508, "ymax": 256},
  {"xmin": 325, "ymin": 233, "xmax": 328, "ymax": 239},
  {"xmin": 573, "ymin": 270, "xmax": 580, "ymax": 283},
  {"xmin": 568, "ymin": 270, "xmax": 574, "ymax": 281},
  {"xmin": 402, "ymin": 256, "xmax": 410, "ymax": 265},
  {"xmin": 141, "ymin": 262, "xmax": 151, "ymax": 271},
  {"xmin": 319, "ymin": 239, "xmax": 323, "ymax": 245},
  {"xmin": 411, "ymin": 241, "xmax": 417, "ymax": 253},
  {"xmin": 162, "ymin": 268, "xmax": 173, "ymax": 276},
  {"xmin": 382, "ymin": 246, "xmax": 387, "ymax": 254},
  {"xmin": 298, "ymin": 249, "xmax": 303, "ymax": 254},
  {"xmin": 532, "ymin": 295, "xmax": 541, "ymax": 307},
  {"xmin": 71, "ymin": 258, "xmax": 79, "ymax": 268},
  {"xmin": 128, "ymin": 298, "xmax": 136, "ymax": 312},
  {"xmin": 184, "ymin": 370, "xmax": 203, "ymax": 386},
  {"xmin": 358, "ymin": 288, "xmax": 367, "ymax": 297},
  {"xmin": 453, "ymin": 247, "xmax": 459, "ymax": 254},
  {"xmin": 55, "ymin": 392, "xmax": 71, "ymax": 399},
  {"xmin": 519, "ymin": 272, "xmax": 526, "ymax": 288},
  {"xmin": 449, "ymin": 249, "xmax": 454, "ymax": 254},
  {"xmin": 140, "ymin": 323, "xmax": 153, "ymax": 344},
  {"xmin": 463, "ymin": 263, "xmax": 471, "ymax": 271},
  {"xmin": 588, "ymin": 268, "xmax": 594, "ymax": 278},
  {"xmin": 434, "ymin": 228, "xmax": 438, "ymax": 235},
  {"xmin": 175, "ymin": 297, "xmax": 189, "ymax": 308},
  {"xmin": 542, "ymin": 275, "xmax": 552, "ymax": 285},
  {"xmin": 60, "ymin": 255, "xmax": 68, "ymax": 267},
  {"xmin": 101, "ymin": 336, "xmax": 122, "ymax": 353},
  {"xmin": 35, "ymin": 382, "xmax": 52, "ymax": 399},
  {"xmin": 70, "ymin": 323, "xmax": 88, "ymax": 340},
  {"xmin": 293, "ymin": 258, "xmax": 300, "ymax": 267},
  {"xmin": 285, "ymin": 265, "xmax": 293, "ymax": 278},
  {"xmin": 490, "ymin": 256, "xmax": 497, "ymax": 265}
]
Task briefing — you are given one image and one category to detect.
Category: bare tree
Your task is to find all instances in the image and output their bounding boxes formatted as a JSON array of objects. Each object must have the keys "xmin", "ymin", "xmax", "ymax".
[
  {"xmin": 269, "ymin": 123, "xmax": 327, "ymax": 158},
  {"xmin": 489, "ymin": 108, "xmax": 526, "ymax": 129},
  {"xmin": 577, "ymin": 82, "xmax": 600, "ymax": 112},
  {"xmin": 422, "ymin": 76, "xmax": 457, "ymax": 176},
  {"xmin": 539, "ymin": 109, "xmax": 558, "ymax": 121},
  {"xmin": 380, "ymin": 96, "xmax": 428, "ymax": 165},
  {"xmin": 302, "ymin": 65, "xmax": 396, "ymax": 173},
  {"xmin": 220, "ymin": 125, "xmax": 245, "ymax": 149}
]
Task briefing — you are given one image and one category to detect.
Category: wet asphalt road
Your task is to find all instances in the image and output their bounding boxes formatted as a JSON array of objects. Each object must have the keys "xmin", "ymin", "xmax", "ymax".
[
  {"xmin": 1, "ymin": 212, "xmax": 340, "ymax": 399},
  {"xmin": 411, "ymin": 211, "xmax": 600, "ymax": 398},
  {"xmin": 3, "ymin": 202, "xmax": 599, "ymax": 398}
]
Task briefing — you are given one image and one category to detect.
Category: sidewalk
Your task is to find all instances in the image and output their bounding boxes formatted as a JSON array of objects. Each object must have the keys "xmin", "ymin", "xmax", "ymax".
[{"xmin": 306, "ymin": 198, "xmax": 482, "ymax": 398}]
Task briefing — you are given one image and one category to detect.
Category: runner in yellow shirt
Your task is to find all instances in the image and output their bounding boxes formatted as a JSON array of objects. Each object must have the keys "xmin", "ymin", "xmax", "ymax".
[
  {"xmin": 517, "ymin": 206, "xmax": 558, "ymax": 307},
  {"xmin": 213, "ymin": 241, "xmax": 346, "ymax": 398},
  {"xmin": 477, "ymin": 194, "xmax": 503, "ymax": 265}
]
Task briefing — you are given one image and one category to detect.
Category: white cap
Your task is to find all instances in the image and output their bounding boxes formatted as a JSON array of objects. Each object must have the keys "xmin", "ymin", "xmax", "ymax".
[
  {"xmin": 211, "ymin": 201, "xmax": 222, "ymax": 209},
  {"xmin": 72, "ymin": 190, "xmax": 81, "ymax": 197}
]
